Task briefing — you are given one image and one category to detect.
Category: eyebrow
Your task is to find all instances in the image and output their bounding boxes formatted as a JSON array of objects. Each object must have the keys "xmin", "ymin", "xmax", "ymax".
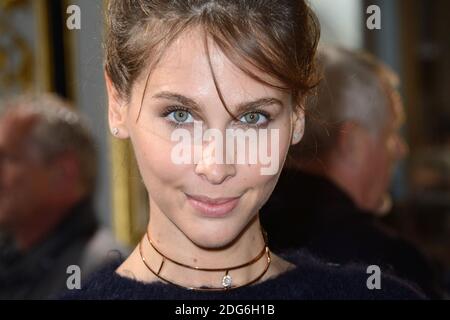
[{"xmin": 152, "ymin": 91, "xmax": 284, "ymax": 115}]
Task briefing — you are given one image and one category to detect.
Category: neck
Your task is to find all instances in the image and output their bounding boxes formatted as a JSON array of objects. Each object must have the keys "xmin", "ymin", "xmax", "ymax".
[{"xmin": 141, "ymin": 202, "xmax": 269, "ymax": 289}]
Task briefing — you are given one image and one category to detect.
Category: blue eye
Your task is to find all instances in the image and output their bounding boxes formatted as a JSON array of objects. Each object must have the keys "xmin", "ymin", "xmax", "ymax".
[
  {"xmin": 239, "ymin": 112, "xmax": 269, "ymax": 126},
  {"xmin": 165, "ymin": 108, "xmax": 194, "ymax": 125}
]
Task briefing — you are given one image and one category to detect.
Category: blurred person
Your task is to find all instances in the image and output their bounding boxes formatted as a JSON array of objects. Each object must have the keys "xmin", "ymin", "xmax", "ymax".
[
  {"xmin": 261, "ymin": 46, "xmax": 444, "ymax": 298},
  {"xmin": 0, "ymin": 94, "xmax": 127, "ymax": 299}
]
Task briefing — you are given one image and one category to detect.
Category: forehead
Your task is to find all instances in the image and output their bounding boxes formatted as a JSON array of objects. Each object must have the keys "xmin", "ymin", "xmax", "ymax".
[
  {"xmin": 388, "ymin": 88, "xmax": 405, "ymax": 127},
  {"xmin": 0, "ymin": 112, "xmax": 34, "ymax": 148},
  {"xmin": 139, "ymin": 28, "xmax": 288, "ymax": 107}
]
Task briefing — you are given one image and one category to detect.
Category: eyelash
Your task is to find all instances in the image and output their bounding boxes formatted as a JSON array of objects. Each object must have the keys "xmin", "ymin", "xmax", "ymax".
[
  {"xmin": 161, "ymin": 105, "xmax": 272, "ymax": 128},
  {"xmin": 161, "ymin": 105, "xmax": 193, "ymax": 128}
]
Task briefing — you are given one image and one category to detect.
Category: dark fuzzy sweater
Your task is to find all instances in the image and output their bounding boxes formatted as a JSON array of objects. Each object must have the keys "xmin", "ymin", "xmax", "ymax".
[{"xmin": 60, "ymin": 251, "xmax": 426, "ymax": 300}]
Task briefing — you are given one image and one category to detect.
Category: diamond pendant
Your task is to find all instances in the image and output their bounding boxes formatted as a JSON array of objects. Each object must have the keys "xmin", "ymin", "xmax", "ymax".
[{"xmin": 222, "ymin": 274, "xmax": 232, "ymax": 288}]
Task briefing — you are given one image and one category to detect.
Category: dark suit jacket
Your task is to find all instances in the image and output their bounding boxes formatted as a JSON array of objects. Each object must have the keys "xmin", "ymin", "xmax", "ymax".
[
  {"xmin": 0, "ymin": 197, "xmax": 127, "ymax": 299},
  {"xmin": 260, "ymin": 170, "xmax": 442, "ymax": 298}
]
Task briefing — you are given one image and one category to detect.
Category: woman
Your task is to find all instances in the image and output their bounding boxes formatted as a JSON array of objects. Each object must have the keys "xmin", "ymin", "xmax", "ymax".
[{"xmin": 64, "ymin": 0, "xmax": 424, "ymax": 299}]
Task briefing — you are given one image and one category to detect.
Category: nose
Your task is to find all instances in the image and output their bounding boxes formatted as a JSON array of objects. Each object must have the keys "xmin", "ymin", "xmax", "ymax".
[{"xmin": 194, "ymin": 139, "xmax": 236, "ymax": 185}]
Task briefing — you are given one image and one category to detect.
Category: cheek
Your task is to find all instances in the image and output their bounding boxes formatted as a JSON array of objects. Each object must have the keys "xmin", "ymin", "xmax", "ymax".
[
  {"xmin": 1, "ymin": 166, "xmax": 43, "ymax": 210},
  {"xmin": 2, "ymin": 164, "xmax": 20, "ymax": 185},
  {"xmin": 369, "ymin": 145, "xmax": 391, "ymax": 190},
  {"xmin": 237, "ymin": 125, "xmax": 291, "ymax": 208},
  {"xmin": 378, "ymin": 143, "xmax": 393, "ymax": 173},
  {"xmin": 130, "ymin": 128, "xmax": 188, "ymax": 192},
  {"xmin": 242, "ymin": 166, "xmax": 280, "ymax": 209},
  {"xmin": 4, "ymin": 165, "xmax": 31, "ymax": 191}
]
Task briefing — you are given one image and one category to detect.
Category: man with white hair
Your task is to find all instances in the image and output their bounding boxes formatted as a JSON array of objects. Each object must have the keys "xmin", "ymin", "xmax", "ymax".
[
  {"xmin": 261, "ymin": 46, "xmax": 443, "ymax": 298},
  {"xmin": 0, "ymin": 94, "xmax": 127, "ymax": 299}
]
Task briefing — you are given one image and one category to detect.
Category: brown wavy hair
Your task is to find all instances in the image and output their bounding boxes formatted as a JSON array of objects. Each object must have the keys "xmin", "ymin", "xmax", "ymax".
[{"xmin": 104, "ymin": 0, "xmax": 320, "ymax": 116}]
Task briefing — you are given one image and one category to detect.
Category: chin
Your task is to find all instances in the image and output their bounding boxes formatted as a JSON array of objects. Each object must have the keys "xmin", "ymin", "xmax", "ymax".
[{"xmin": 185, "ymin": 221, "xmax": 245, "ymax": 250}]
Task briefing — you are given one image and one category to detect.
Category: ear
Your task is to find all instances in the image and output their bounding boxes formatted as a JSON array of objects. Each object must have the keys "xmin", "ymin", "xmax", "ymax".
[
  {"xmin": 105, "ymin": 70, "xmax": 129, "ymax": 139},
  {"xmin": 291, "ymin": 106, "xmax": 305, "ymax": 145}
]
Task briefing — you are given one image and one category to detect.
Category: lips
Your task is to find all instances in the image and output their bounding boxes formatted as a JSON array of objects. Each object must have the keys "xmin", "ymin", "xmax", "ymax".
[{"xmin": 185, "ymin": 193, "xmax": 241, "ymax": 218}]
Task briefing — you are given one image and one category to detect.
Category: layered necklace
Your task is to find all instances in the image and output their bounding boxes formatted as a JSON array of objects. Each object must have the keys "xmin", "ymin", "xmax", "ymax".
[{"xmin": 138, "ymin": 229, "xmax": 271, "ymax": 291}]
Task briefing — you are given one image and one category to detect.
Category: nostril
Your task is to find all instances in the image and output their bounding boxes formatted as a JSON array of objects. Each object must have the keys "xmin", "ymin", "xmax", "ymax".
[{"xmin": 194, "ymin": 161, "xmax": 236, "ymax": 185}]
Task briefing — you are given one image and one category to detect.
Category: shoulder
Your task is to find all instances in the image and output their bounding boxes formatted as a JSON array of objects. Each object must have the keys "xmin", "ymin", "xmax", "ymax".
[
  {"xmin": 59, "ymin": 250, "xmax": 427, "ymax": 300},
  {"xmin": 276, "ymin": 250, "xmax": 428, "ymax": 300},
  {"xmin": 59, "ymin": 257, "xmax": 177, "ymax": 300},
  {"xmin": 78, "ymin": 228, "xmax": 131, "ymax": 277},
  {"xmin": 59, "ymin": 258, "xmax": 130, "ymax": 300}
]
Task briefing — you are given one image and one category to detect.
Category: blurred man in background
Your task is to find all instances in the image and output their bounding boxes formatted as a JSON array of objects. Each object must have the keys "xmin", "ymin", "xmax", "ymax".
[
  {"xmin": 0, "ymin": 94, "xmax": 126, "ymax": 299},
  {"xmin": 261, "ymin": 46, "xmax": 444, "ymax": 298}
]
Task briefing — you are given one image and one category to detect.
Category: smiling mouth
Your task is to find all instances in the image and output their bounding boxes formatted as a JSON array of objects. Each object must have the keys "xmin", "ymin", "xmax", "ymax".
[{"xmin": 185, "ymin": 193, "xmax": 241, "ymax": 218}]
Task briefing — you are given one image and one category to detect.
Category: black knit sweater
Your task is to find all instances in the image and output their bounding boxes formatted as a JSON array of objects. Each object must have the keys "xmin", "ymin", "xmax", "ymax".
[{"xmin": 60, "ymin": 251, "xmax": 427, "ymax": 300}]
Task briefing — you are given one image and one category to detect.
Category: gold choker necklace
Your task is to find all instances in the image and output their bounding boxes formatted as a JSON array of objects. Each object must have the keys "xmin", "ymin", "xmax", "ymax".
[{"xmin": 138, "ymin": 230, "xmax": 271, "ymax": 291}]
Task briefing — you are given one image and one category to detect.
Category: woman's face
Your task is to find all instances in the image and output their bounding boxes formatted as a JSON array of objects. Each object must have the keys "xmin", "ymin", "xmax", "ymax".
[{"xmin": 108, "ymin": 28, "xmax": 304, "ymax": 249}]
